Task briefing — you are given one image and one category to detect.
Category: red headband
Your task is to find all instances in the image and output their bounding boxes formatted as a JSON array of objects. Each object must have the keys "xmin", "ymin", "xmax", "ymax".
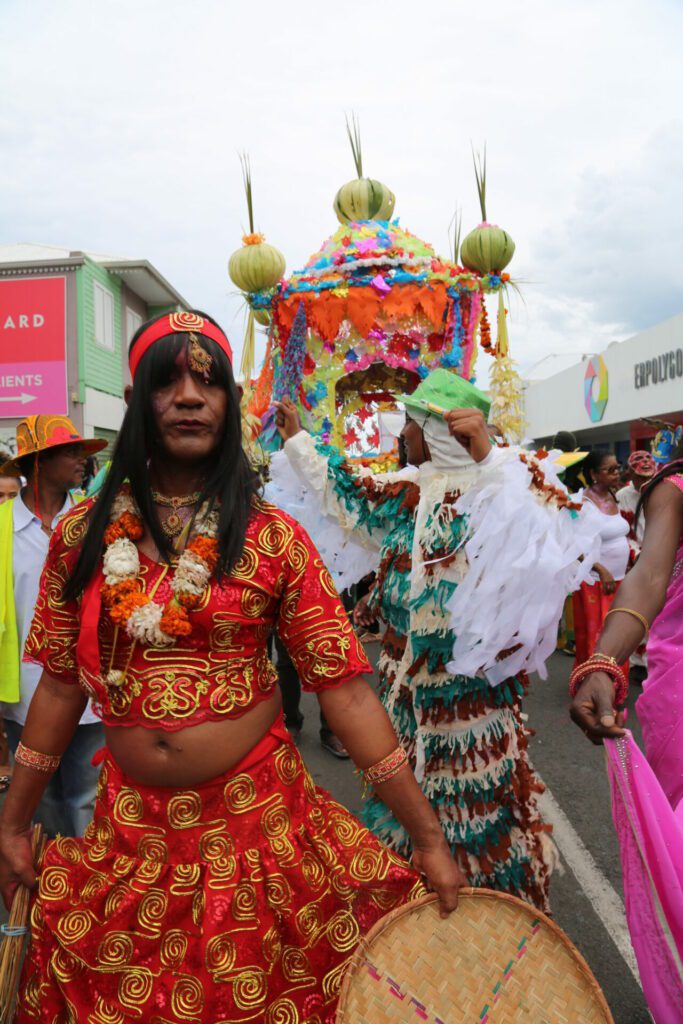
[{"xmin": 129, "ymin": 312, "xmax": 233, "ymax": 379}]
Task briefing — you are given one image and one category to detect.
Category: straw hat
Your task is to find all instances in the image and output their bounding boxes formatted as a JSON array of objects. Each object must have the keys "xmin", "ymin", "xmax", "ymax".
[
  {"xmin": 0, "ymin": 415, "xmax": 107, "ymax": 476},
  {"xmin": 337, "ymin": 890, "xmax": 613, "ymax": 1023}
]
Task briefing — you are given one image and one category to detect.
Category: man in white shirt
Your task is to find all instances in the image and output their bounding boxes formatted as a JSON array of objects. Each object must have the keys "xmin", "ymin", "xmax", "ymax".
[{"xmin": 0, "ymin": 415, "xmax": 107, "ymax": 836}]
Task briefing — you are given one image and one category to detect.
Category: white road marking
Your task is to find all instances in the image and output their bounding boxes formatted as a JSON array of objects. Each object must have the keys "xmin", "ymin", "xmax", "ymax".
[{"xmin": 536, "ymin": 780, "xmax": 642, "ymax": 985}]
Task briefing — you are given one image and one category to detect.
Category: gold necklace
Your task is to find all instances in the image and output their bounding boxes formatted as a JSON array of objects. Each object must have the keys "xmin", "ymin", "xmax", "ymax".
[
  {"xmin": 151, "ymin": 491, "xmax": 201, "ymax": 508},
  {"xmin": 152, "ymin": 492, "xmax": 200, "ymax": 539}
]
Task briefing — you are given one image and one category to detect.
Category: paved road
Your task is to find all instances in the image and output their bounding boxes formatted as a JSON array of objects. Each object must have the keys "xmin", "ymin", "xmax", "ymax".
[
  {"xmin": 300, "ymin": 644, "xmax": 651, "ymax": 1024},
  {"xmin": 1, "ymin": 648, "xmax": 650, "ymax": 1022}
]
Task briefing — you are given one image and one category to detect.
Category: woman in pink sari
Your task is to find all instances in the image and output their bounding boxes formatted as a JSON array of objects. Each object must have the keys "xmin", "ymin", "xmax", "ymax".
[{"xmin": 570, "ymin": 459, "xmax": 683, "ymax": 1023}]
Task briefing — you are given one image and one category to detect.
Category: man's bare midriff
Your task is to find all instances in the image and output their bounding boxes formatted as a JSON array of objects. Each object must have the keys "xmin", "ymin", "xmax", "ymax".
[{"xmin": 103, "ymin": 690, "xmax": 283, "ymax": 787}]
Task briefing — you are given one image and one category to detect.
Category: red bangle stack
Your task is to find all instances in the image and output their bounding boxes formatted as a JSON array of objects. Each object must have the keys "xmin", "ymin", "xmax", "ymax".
[{"xmin": 569, "ymin": 654, "xmax": 628, "ymax": 705}]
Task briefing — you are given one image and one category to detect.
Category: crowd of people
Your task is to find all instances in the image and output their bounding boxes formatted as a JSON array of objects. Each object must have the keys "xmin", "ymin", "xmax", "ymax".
[{"xmin": 0, "ymin": 310, "xmax": 679, "ymax": 1022}]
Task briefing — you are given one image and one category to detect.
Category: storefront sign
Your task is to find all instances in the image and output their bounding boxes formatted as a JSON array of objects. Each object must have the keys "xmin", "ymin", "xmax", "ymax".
[
  {"xmin": 584, "ymin": 355, "xmax": 609, "ymax": 423},
  {"xmin": 634, "ymin": 349, "xmax": 683, "ymax": 389},
  {"xmin": 0, "ymin": 276, "xmax": 68, "ymax": 418}
]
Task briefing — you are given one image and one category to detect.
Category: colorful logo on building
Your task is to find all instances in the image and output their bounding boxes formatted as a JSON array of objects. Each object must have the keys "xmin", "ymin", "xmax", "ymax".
[{"xmin": 584, "ymin": 355, "xmax": 609, "ymax": 423}]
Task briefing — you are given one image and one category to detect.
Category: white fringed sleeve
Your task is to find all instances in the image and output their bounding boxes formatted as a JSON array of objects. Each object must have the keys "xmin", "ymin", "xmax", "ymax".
[{"xmin": 446, "ymin": 449, "xmax": 599, "ymax": 685}]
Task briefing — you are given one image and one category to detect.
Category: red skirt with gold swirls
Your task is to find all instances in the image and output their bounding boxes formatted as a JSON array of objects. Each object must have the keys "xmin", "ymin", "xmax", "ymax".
[{"xmin": 17, "ymin": 724, "xmax": 422, "ymax": 1023}]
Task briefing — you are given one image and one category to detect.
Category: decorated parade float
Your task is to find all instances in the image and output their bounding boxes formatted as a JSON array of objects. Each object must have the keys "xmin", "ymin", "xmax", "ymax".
[{"xmin": 229, "ymin": 125, "xmax": 524, "ymax": 465}]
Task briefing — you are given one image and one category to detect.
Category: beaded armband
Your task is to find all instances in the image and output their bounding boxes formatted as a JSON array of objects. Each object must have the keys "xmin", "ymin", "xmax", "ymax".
[
  {"xmin": 569, "ymin": 654, "xmax": 628, "ymax": 705},
  {"xmin": 15, "ymin": 742, "xmax": 61, "ymax": 774},
  {"xmin": 361, "ymin": 746, "xmax": 409, "ymax": 791}
]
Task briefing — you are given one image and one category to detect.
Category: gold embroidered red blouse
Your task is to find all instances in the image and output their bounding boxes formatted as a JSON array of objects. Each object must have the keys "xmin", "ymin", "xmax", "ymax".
[{"xmin": 24, "ymin": 498, "xmax": 371, "ymax": 730}]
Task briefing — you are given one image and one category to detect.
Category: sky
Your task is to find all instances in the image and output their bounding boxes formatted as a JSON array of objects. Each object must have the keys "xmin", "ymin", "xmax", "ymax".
[{"xmin": 2, "ymin": 0, "xmax": 682, "ymax": 382}]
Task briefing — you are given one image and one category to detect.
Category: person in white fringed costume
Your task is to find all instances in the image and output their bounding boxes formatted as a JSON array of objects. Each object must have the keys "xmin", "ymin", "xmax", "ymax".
[{"xmin": 273, "ymin": 369, "xmax": 599, "ymax": 912}]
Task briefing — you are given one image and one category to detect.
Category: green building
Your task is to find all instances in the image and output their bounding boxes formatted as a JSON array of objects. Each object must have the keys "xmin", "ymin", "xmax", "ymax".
[{"xmin": 0, "ymin": 243, "xmax": 188, "ymax": 456}]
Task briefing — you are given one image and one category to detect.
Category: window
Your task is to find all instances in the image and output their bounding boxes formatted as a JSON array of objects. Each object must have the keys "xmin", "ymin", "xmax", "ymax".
[
  {"xmin": 126, "ymin": 308, "xmax": 142, "ymax": 344},
  {"xmin": 94, "ymin": 282, "xmax": 115, "ymax": 350}
]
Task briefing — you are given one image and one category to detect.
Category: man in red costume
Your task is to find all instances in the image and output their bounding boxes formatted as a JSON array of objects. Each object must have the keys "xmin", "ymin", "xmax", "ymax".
[{"xmin": 0, "ymin": 310, "xmax": 462, "ymax": 1023}]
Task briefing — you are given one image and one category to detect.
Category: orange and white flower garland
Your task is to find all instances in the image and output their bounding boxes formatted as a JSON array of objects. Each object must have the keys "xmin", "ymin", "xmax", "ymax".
[{"xmin": 101, "ymin": 491, "xmax": 219, "ymax": 655}]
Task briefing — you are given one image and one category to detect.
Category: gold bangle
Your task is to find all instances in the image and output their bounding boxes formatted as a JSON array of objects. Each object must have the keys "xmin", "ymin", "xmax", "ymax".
[
  {"xmin": 604, "ymin": 607, "xmax": 650, "ymax": 636},
  {"xmin": 15, "ymin": 741, "xmax": 61, "ymax": 774},
  {"xmin": 357, "ymin": 746, "xmax": 409, "ymax": 796}
]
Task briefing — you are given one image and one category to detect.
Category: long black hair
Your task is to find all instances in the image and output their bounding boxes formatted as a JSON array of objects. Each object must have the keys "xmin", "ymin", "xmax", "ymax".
[{"xmin": 65, "ymin": 311, "xmax": 259, "ymax": 600}]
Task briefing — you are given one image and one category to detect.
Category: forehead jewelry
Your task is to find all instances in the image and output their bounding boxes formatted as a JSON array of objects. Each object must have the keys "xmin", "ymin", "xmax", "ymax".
[{"xmin": 188, "ymin": 334, "xmax": 213, "ymax": 381}]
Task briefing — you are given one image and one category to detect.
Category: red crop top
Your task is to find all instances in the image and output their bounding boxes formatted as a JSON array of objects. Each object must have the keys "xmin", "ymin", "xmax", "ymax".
[{"xmin": 24, "ymin": 498, "xmax": 371, "ymax": 731}]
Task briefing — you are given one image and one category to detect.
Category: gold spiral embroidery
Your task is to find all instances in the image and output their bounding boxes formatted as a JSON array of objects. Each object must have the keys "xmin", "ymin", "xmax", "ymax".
[
  {"xmin": 240, "ymin": 586, "xmax": 270, "ymax": 619},
  {"xmin": 56, "ymin": 909, "xmax": 93, "ymax": 944},
  {"xmin": 264, "ymin": 873, "xmax": 292, "ymax": 910},
  {"xmin": 171, "ymin": 862, "xmax": 201, "ymax": 894},
  {"xmin": 81, "ymin": 871, "xmax": 110, "ymax": 901},
  {"xmin": 171, "ymin": 975, "xmax": 204, "ymax": 1017},
  {"xmin": 88, "ymin": 815, "xmax": 115, "ymax": 861},
  {"xmin": 49, "ymin": 946, "xmax": 81, "ymax": 984},
  {"xmin": 224, "ymin": 773, "xmax": 256, "ymax": 811},
  {"xmin": 199, "ymin": 826, "xmax": 234, "ymax": 863},
  {"xmin": 160, "ymin": 929, "xmax": 188, "ymax": 969},
  {"xmin": 350, "ymin": 846, "xmax": 383, "ymax": 883},
  {"xmin": 54, "ymin": 835, "xmax": 82, "ymax": 864},
  {"xmin": 61, "ymin": 503, "xmax": 90, "ymax": 547},
  {"xmin": 270, "ymin": 835, "xmax": 296, "ymax": 866},
  {"xmin": 243, "ymin": 847, "xmax": 263, "ymax": 880},
  {"xmin": 325, "ymin": 909, "xmax": 360, "ymax": 952},
  {"xmin": 322, "ymin": 958, "xmax": 347, "ymax": 1002},
  {"xmin": 232, "ymin": 543, "xmax": 258, "ymax": 580},
  {"xmin": 314, "ymin": 557, "xmax": 338, "ymax": 598},
  {"xmin": 287, "ymin": 538, "xmax": 310, "ymax": 576},
  {"xmin": 300, "ymin": 851, "xmax": 326, "ymax": 891},
  {"xmin": 282, "ymin": 946, "xmax": 315, "ymax": 984},
  {"xmin": 232, "ymin": 968, "xmax": 267, "ymax": 1011},
  {"xmin": 295, "ymin": 902, "xmax": 323, "ymax": 942},
  {"xmin": 261, "ymin": 925, "xmax": 282, "ymax": 966},
  {"xmin": 40, "ymin": 866, "xmax": 70, "ymax": 901},
  {"xmin": 266, "ymin": 997, "xmax": 299, "ymax": 1024},
  {"xmin": 133, "ymin": 857, "xmax": 163, "ymax": 885},
  {"xmin": 136, "ymin": 834, "xmax": 169, "ymax": 864},
  {"xmin": 332, "ymin": 813, "xmax": 363, "ymax": 847},
  {"xmin": 97, "ymin": 932, "xmax": 134, "ymax": 967},
  {"xmin": 205, "ymin": 932, "xmax": 237, "ymax": 976},
  {"xmin": 309, "ymin": 833, "xmax": 336, "ymax": 869},
  {"xmin": 104, "ymin": 882, "xmax": 130, "ymax": 919},
  {"xmin": 89, "ymin": 996, "xmax": 127, "ymax": 1024},
  {"xmin": 261, "ymin": 800, "xmax": 290, "ymax": 840},
  {"xmin": 280, "ymin": 587, "xmax": 301, "ymax": 623},
  {"xmin": 192, "ymin": 887, "xmax": 205, "ymax": 927},
  {"xmin": 257, "ymin": 519, "xmax": 293, "ymax": 557},
  {"xmin": 137, "ymin": 889, "xmax": 167, "ymax": 934},
  {"xmin": 111, "ymin": 854, "xmax": 135, "ymax": 878},
  {"xmin": 22, "ymin": 973, "xmax": 42, "ymax": 1013},
  {"xmin": 118, "ymin": 968, "xmax": 153, "ymax": 1010},
  {"xmin": 274, "ymin": 744, "xmax": 299, "ymax": 786},
  {"xmin": 167, "ymin": 791, "xmax": 203, "ymax": 828},
  {"xmin": 113, "ymin": 788, "xmax": 144, "ymax": 825},
  {"xmin": 231, "ymin": 881, "xmax": 257, "ymax": 920}
]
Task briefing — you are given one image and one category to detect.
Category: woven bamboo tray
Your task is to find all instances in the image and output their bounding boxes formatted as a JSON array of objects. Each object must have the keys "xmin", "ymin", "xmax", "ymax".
[{"xmin": 337, "ymin": 889, "xmax": 614, "ymax": 1023}]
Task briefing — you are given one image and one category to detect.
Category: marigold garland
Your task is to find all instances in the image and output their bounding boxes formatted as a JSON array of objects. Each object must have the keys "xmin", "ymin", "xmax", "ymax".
[{"xmin": 100, "ymin": 490, "xmax": 219, "ymax": 648}]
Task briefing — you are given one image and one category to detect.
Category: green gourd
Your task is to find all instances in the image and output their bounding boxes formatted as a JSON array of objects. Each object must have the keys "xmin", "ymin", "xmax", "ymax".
[
  {"xmin": 460, "ymin": 147, "xmax": 515, "ymax": 274},
  {"xmin": 229, "ymin": 239, "xmax": 285, "ymax": 292},
  {"xmin": 333, "ymin": 115, "xmax": 395, "ymax": 225}
]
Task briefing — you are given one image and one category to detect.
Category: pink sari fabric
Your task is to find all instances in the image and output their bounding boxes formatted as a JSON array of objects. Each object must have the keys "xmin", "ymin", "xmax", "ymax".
[
  {"xmin": 606, "ymin": 735, "xmax": 683, "ymax": 1023},
  {"xmin": 605, "ymin": 511, "xmax": 683, "ymax": 1021}
]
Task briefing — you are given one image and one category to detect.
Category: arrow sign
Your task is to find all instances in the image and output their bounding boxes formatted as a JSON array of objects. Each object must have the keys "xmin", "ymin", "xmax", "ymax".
[{"xmin": 0, "ymin": 393, "xmax": 37, "ymax": 405}]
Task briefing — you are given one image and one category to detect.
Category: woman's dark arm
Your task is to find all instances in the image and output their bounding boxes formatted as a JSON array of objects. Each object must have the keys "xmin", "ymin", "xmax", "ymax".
[
  {"xmin": 0, "ymin": 673, "xmax": 86, "ymax": 907},
  {"xmin": 571, "ymin": 481, "xmax": 683, "ymax": 742},
  {"xmin": 319, "ymin": 677, "xmax": 466, "ymax": 916}
]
